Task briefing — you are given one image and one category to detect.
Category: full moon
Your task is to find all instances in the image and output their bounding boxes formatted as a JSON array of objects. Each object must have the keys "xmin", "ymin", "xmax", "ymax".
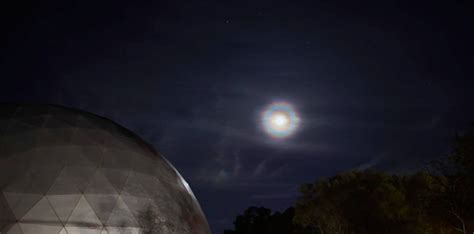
[{"xmin": 262, "ymin": 102, "xmax": 300, "ymax": 139}]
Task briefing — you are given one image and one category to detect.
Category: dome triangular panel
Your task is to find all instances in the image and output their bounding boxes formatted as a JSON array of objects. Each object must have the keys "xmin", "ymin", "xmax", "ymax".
[
  {"xmin": 3, "ymin": 192, "xmax": 43, "ymax": 220},
  {"xmin": 67, "ymin": 196, "xmax": 102, "ymax": 228},
  {"xmin": 47, "ymin": 194, "xmax": 82, "ymax": 224},
  {"xmin": 21, "ymin": 197, "xmax": 60, "ymax": 223}
]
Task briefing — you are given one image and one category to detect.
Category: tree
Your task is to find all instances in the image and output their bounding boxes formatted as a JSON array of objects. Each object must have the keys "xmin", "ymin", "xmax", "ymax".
[
  {"xmin": 429, "ymin": 125, "xmax": 474, "ymax": 234},
  {"xmin": 224, "ymin": 206, "xmax": 312, "ymax": 234},
  {"xmin": 228, "ymin": 125, "xmax": 474, "ymax": 234},
  {"xmin": 402, "ymin": 172, "xmax": 455, "ymax": 234},
  {"xmin": 293, "ymin": 170, "xmax": 450, "ymax": 234}
]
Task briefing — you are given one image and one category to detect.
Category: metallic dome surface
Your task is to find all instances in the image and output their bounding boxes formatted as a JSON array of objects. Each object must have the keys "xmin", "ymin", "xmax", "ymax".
[{"xmin": 0, "ymin": 104, "xmax": 210, "ymax": 234}]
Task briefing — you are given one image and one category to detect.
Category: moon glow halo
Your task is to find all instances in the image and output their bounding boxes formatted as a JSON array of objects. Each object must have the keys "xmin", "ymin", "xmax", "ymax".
[{"xmin": 262, "ymin": 102, "xmax": 299, "ymax": 139}]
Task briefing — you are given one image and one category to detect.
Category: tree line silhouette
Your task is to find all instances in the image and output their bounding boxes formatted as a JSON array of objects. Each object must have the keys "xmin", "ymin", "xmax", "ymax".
[{"xmin": 225, "ymin": 125, "xmax": 474, "ymax": 234}]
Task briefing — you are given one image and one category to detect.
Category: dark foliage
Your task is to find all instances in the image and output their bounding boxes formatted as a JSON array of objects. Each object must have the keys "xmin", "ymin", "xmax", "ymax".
[
  {"xmin": 226, "ymin": 125, "xmax": 474, "ymax": 234},
  {"xmin": 224, "ymin": 207, "xmax": 313, "ymax": 234}
]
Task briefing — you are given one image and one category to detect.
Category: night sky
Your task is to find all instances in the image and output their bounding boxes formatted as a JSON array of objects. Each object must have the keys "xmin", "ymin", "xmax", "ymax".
[{"xmin": 2, "ymin": 1, "xmax": 474, "ymax": 233}]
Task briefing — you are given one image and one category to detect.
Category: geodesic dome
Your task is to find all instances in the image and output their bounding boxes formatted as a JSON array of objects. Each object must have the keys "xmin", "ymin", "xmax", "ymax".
[{"xmin": 0, "ymin": 104, "xmax": 210, "ymax": 234}]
